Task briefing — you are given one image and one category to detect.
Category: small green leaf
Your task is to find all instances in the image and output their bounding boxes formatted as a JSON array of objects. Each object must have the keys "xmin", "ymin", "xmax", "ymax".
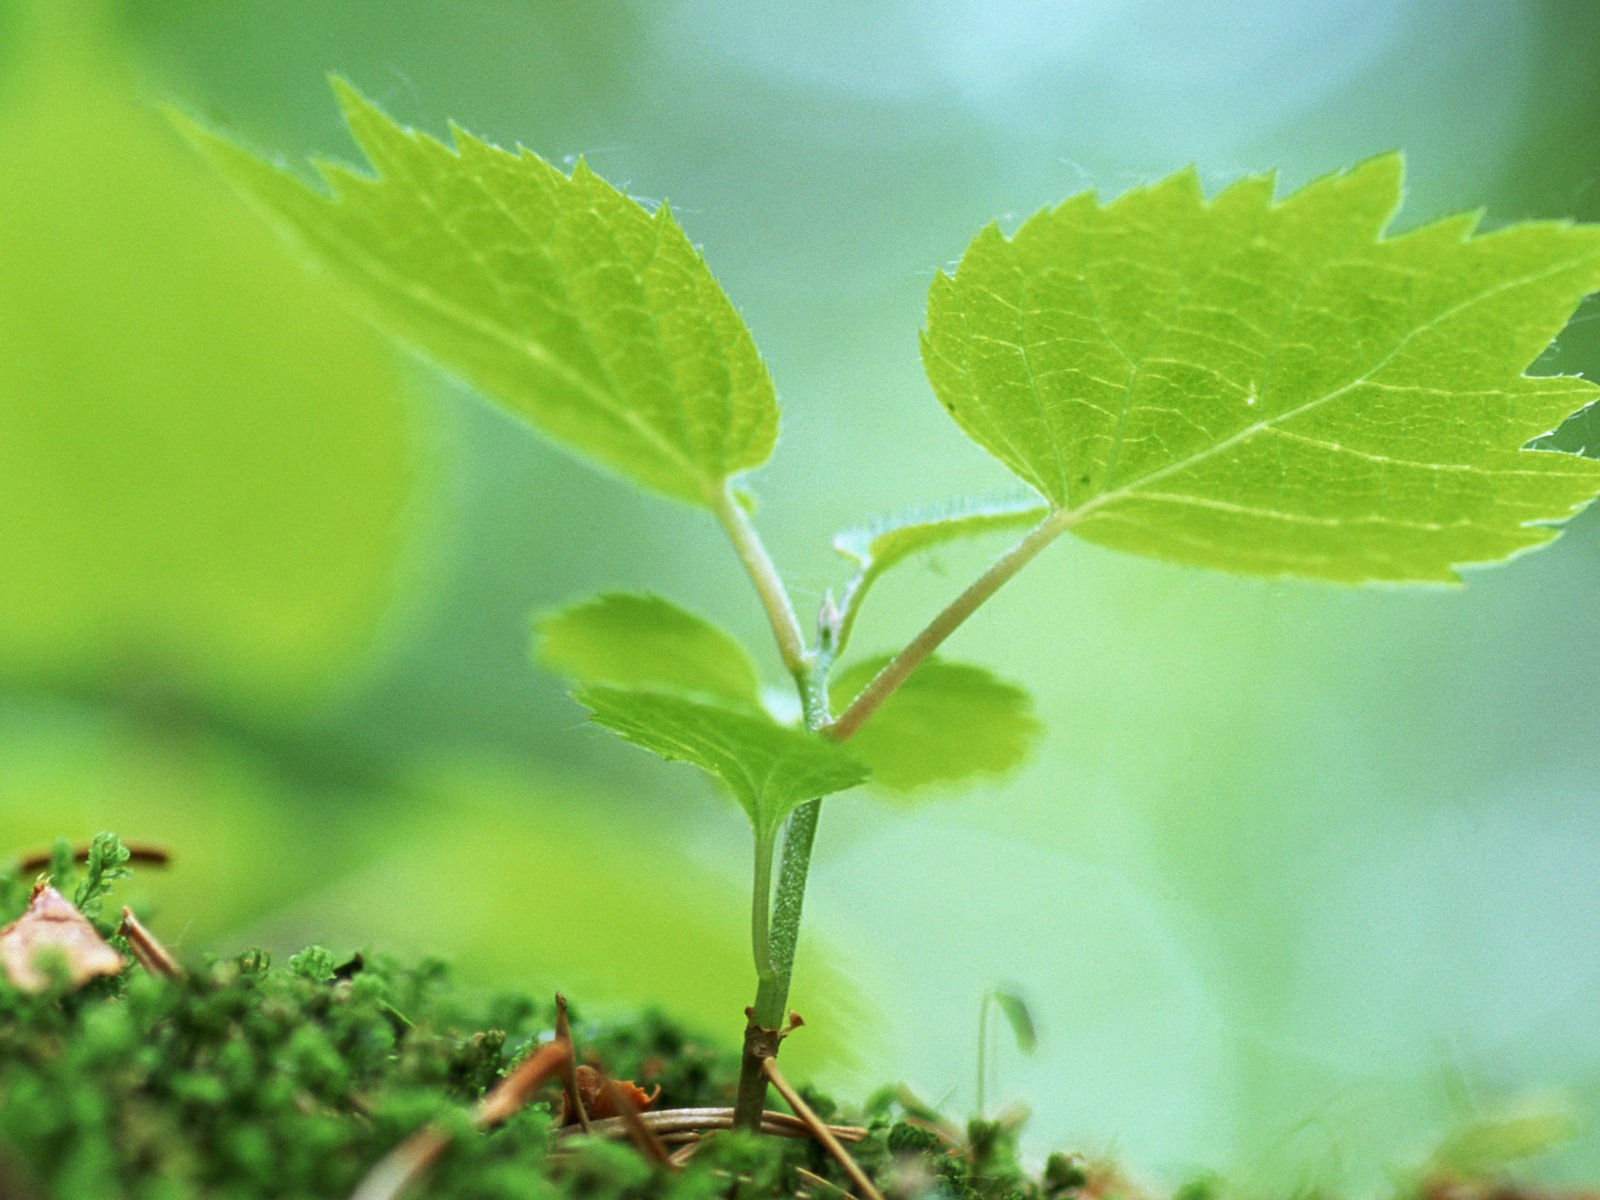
[
  {"xmin": 987, "ymin": 987, "xmax": 1039, "ymax": 1056},
  {"xmin": 177, "ymin": 80, "xmax": 777, "ymax": 507},
  {"xmin": 829, "ymin": 657, "xmax": 1039, "ymax": 792},
  {"xmin": 576, "ymin": 686, "xmax": 868, "ymax": 841},
  {"xmin": 831, "ymin": 497, "xmax": 1048, "ymax": 652},
  {"xmin": 924, "ymin": 154, "xmax": 1600, "ymax": 581},
  {"xmin": 71, "ymin": 832, "xmax": 131, "ymax": 923},
  {"xmin": 534, "ymin": 592, "xmax": 764, "ymax": 710},
  {"xmin": 287, "ymin": 946, "xmax": 338, "ymax": 984},
  {"xmin": 833, "ymin": 495, "xmax": 1049, "ymax": 571}
]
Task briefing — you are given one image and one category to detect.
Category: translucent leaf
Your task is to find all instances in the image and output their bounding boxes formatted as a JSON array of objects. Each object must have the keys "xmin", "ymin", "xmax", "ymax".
[
  {"xmin": 576, "ymin": 686, "xmax": 868, "ymax": 840},
  {"xmin": 923, "ymin": 154, "xmax": 1600, "ymax": 582},
  {"xmin": 178, "ymin": 80, "xmax": 777, "ymax": 508},
  {"xmin": 534, "ymin": 592, "xmax": 763, "ymax": 710},
  {"xmin": 829, "ymin": 657, "xmax": 1039, "ymax": 792}
]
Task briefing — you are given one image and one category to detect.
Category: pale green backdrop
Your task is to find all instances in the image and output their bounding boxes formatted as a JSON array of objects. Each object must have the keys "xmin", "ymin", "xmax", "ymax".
[{"xmin": 2, "ymin": 0, "xmax": 1597, "ymax": 1191}]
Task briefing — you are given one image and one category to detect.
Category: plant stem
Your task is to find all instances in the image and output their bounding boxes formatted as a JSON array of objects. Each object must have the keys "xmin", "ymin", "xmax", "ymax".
[
  {"xmin": 750, "ymin": 835, "xmax": 777, "ymax": 981},
  {"xmin": 733, "ymin": 510, "xmax": 1071, "ymax": 1131},
  {"xmin": 712, "ymin": 484, "xmax": 810, "ymax": 678},
  {"xmin": 711, "ymin": 481, "xmax": 827, "ymax": 1129},
  {"xmin": 825, "ymin": 508, "xmax": 1069, "ymax": 742},
  {"xmin": 732, "ymin": 798, "xmax": 820, "ymax": 1129},
  {"xmin": 976, "ymin": 990, "xmax": 990, "ymax": 1119},
  {"xmin": 732, "ymin": 654, "xmax": 833, "ymax": 1132}
]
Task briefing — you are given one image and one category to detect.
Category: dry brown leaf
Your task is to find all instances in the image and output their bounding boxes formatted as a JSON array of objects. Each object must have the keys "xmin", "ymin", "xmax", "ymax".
[
  {"xmin": 0, "ymin": 884, "xmax": 124, "ymax": 993},
  {"xmin": 566, "ymin": 1064, "xmax": 660, "ymax": 1122}
]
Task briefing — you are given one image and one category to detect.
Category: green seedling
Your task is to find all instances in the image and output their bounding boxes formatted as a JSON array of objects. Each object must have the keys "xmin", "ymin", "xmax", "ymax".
[
  {"xmin": 977, "ymin": 986, "xmax": 1038, "ymax": 1120},
  {"xmin": 180, "ymin": 83, "xmax": 1600, "ymax": 1132}
]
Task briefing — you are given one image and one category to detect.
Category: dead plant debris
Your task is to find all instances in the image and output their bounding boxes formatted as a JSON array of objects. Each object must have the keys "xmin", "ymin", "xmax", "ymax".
[{"xmin": 0, "ymin": 883, "xmax": 124, "ymax": 993}]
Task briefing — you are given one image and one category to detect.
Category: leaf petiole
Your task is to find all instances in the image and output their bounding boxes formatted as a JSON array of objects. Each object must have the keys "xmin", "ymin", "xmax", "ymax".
[{"xmin": 712, "ymin": 483, "xmax": 810, "ymax": 679}]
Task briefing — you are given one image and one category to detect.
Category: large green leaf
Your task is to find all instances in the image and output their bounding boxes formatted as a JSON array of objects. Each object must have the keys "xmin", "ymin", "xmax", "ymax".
[
  {"xmin": 534, "ymin": 592, "xmax": 763, "ymax": 710},
  {"xmin": 829, "ymin": 657, "xmax": 1039, "ymax": 792},
  {"xmin": 923, "ymin": 155, "xmax": 1600, "ymax": 582},
  {"xmin": 576, "ymin": 686, "xmax": 867, "ymax": 842},
  {"xmin": 179, "ymin": 80, "xmax": 777, "ymax": 507}
]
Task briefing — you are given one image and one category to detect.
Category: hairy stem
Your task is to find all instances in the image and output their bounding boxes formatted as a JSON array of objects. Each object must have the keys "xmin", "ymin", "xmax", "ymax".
[
  {"xmin": 825, "ymin": 509, "xmax": 1069, "ymax": 742},
  {"xmin": 712, "ymin": 484, "xmax": 810, "ymax": 677},
  {"xmin": 733, "ymin": 656, "xmax": 832, "ymax": 1132},
  {"xmin": 750, "ymin": 835, "xmax": 777, "ymax": 981},
  {"xmin": 733, "ymin": 798, "xmax": 821, "ymax": 1130}
]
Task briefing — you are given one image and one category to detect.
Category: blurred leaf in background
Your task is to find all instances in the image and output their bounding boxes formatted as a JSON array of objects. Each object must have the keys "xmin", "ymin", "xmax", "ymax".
[{"xmin": 0, "ymin": 0, "xmax": 415, "ymax": 721}]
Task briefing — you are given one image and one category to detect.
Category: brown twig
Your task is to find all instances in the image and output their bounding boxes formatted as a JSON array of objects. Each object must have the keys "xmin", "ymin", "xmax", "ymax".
[
  {"xmin": 117, "ymin": 908, "xmax": 184, "ymax": 980},
  {"xmin": 554, "ymin": 992, "xmax": 591, "ymax": 1133},
  {"xmin": 762, "ymin": 1059, "xmax": 885, "ymax": 1200},
  {"xmin": 17, "ymin": 842, "xmax": 171, "ymax": 874},
  {"xmin": 348, "ymin": 1041, "xmax": 569, "ymax": 1200},
  {"xmin": 796, "ymin": 1165, "xmax": 860, "ymax": 1200},
  {"xmin": 346, "ymin": 1126, "xmax": 453, "ymax": 1200},
  {"xmin": 600, "ymin": 1076, "xmax": 675, "ymax": 1169},
  {"xmin": 476, "ymin": 1041, "xmax": 570, "ymax": 1129},
  {"xmin": 667, "ymin": 1138, "xmax": 704, "ymax": 1168},
  {"xmin": 558, "ymin": 1107, "xmax": 868, "ymax": 1145}
]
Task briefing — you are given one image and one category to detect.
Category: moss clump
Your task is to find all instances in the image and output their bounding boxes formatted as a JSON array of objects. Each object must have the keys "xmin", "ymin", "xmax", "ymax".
[
  {"xmin": 0, "ymin": 838, "xmax": 1585, "ymax": 1200},
  {"xmin": 0, "ymin": 839, "xmax": 1094, "ymax": 1200}
]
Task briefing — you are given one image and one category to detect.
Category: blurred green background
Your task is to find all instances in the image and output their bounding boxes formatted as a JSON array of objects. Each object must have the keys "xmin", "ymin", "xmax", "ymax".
[{"xmin": 3, "ymin": 0, "xmax": 1598, "ymax": 1191}]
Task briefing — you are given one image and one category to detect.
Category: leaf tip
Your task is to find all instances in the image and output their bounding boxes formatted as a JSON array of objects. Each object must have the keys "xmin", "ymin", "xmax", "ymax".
[
  {"xmin": 326, "ymin": 74, "xmax": 377, "ymax": 122},
  {"xmin": 1343, "ymin": 149, "xmax": 1406, "ymax": 203},
  {"xmin": 445, "ymin": 118, "xmax": 484, "ymax": 155},
  {"xmin": 1212, "ymin": 167, "xmax": 1277, "ymax": 210},
  {"xmin": 323, "ymin": 76, "xmax": 422, "ymax": 175},
  {"xmin": 1171, "ymin": 163, "xmax": 1205, "ymax": 198}
]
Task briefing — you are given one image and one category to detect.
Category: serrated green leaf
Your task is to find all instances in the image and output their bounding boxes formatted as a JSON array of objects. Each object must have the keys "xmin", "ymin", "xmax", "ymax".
[
  {"xmin": 177, "ymin": 80, "xmax": 777, "ymax": 507},
  {"xmin": 923, "ymin": 154, "xmax": 1600, "ymax": 582},
  {"xmin": 576, "ymin": 686, "xmax": 867, "ymax": 840},
  {"xmin": 829, "ymin": 657, "xmax": 1039, "ymax": 792},
  {"xmin": 534, "ymin": 592, "xmax": 763, "ymax": 710}
]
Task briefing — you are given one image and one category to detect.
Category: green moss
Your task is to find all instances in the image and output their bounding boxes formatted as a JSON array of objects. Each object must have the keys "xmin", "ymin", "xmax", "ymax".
[
  {"xmin": 0, "ymin": 839, "xmax": 1061, "ymax": 1200},
  {"xmin": 0, "ymin": 841, "xmax": 1579, "ymax": 1200}
]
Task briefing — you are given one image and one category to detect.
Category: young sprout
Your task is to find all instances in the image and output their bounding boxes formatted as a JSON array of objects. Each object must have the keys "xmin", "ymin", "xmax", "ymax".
[{"xmin": 185, "ymin": 85, "xmax": 1600, "ymax": 1132}]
